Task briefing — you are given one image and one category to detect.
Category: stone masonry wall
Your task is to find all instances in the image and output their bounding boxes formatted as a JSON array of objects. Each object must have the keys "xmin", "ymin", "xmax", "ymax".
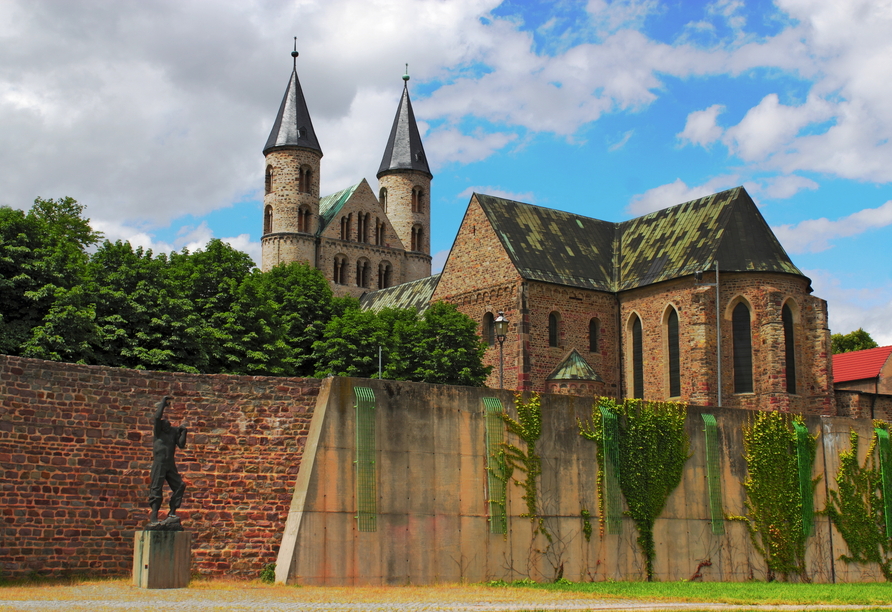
[{"xmin": 0, "ymin": 355, "xmax": 320, "ymax": 579}]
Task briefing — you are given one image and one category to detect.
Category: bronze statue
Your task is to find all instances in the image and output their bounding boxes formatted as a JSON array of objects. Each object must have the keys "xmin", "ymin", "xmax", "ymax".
[{"xmin": 147, "ymin": 396, "xmax": 188, "ymax": 530}]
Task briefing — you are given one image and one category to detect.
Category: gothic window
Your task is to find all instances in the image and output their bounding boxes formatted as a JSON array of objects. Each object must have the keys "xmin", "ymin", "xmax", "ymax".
[
  {"xmin": 377, "ymin": 261, "xmax": 392, "ymax": 289},
  {"xmin": 666, "ymin": 307, "xmax": 680, "ymax": 398},
  {"xmin": 631, "ymin": 314, "xmax": 644, "ymax": 399},
  {"xmin": 589, "ymin": 317, "xmax": 600, "ymax": 352},
  {"xmin": 732, "ymin": 301, "xmax": 754, "ymax": 394},
  {"xmin": 483, "ymin": 312, "xmax": 494, "ymax": 346},
  {"xmin": 783, "ymin": 302, "xmax": 797, "ymax": 394},
  {"xmin": 265, "ymin": 166, "xmax": 273, "ymax": 194},
  {"xmin": 356, "ymin": 259, "xmax": 370, "ymax": 288},
  {"xmin": 548, "ymin": 312, "xmax": 560, "ymax": 348},
  {"xmin": 263, "ymin": 205, "xmax": 273, "ymax": 234},
  {"xmin": 379, "ymin": 187, "xmax": 387, "ymax": 212}
]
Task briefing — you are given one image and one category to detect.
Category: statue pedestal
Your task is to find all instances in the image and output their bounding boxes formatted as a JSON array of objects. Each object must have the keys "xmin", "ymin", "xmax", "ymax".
[{"xmin": 132, "ymin": 530, "xmax": 191, "ymax": 588}]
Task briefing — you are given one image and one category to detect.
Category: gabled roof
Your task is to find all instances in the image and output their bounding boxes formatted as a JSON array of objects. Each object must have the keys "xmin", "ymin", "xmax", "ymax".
[
  {"xmin": 264, "ymin": 65, "xmax": 322, "ymax": 155},
  {"xmin": 546, "ymin": 349, "xmax": 604, "ymax": 382},
  {"xmin": 474, "ymin": 187, "xmax": 804, "ymax": 293},
  {"xmin": 833, "ymin": 346, "xmax": 892, "ymax": 383},
  {"xmin": 360, "ymin": 274, "xmax": 441, "ymax": 312},
  {"xmin": 318, "ymin": 182, "xmax": 361, "ymax": 235},
  {"xmin": 377, "ymin": 81, "xmax": 431, "ymax": 178}
]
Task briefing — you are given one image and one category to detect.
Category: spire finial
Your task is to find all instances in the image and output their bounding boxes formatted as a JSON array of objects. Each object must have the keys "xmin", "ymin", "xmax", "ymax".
[
  {"xmin": 292, "ymin": 37, "xmax": 299, "ymax": 69},
  {"xmin": 403, "ymin": 63, "xmax": 410, "ymax": 82}
]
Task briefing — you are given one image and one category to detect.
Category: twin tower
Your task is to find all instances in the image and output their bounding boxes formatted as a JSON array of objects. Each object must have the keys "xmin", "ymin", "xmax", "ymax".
[{"xmin": 260, "ymin": 50, "xmax": 433, "ymax": 297}]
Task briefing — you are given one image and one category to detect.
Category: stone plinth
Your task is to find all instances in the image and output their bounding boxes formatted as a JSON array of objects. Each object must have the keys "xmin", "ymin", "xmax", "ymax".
[{"xmin": 132, "ymin": 530, "xmax": 191, "ymax": 588}]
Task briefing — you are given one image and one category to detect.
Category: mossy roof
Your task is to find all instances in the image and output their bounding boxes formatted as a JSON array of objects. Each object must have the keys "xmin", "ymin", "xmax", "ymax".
[
  {"xmin": 359, "ymin": 274, "xmax": 441, "ymax": 312},
  {"xmin": 474, "ymin": 187, "xmax": 804, "ymax": 292},
  {"xmin": 546, "ymin": 349, "xmax": 604, "ymax": 382}
]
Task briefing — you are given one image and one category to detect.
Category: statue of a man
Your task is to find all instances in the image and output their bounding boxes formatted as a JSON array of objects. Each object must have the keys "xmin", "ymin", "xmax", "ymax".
[{"xmin": 148, "ymin": 396, "xmax": 188, "ymax": 529}]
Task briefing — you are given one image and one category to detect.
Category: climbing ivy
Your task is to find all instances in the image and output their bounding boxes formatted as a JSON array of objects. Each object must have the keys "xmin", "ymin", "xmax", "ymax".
[
  {"xmin": 579, "ymin": 397, "xmax": 689, "ymax": 581},
  {"xmin": 826, "ymin": 423, "xmax": 892, "ymax": 581},
  {"xmin": 580, "ymin": 508, "xmax": 593, "ymax": 542},
  {"xmin": 733, "ymin": 411, "xmax": 816, "ymax": 582},
  {"xmin": 502, "ymin": 392, "xmax": 548, "ymax": 538}
]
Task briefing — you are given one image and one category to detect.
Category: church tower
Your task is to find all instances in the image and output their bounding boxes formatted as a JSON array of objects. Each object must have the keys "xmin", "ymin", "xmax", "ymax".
[
  {"xmin": 260, "ymin": 43, "xmax": 322, "ymax": 272},
  {"xmin": 377, "ymin": 69, "xmax": 432, "ymax": 282}
]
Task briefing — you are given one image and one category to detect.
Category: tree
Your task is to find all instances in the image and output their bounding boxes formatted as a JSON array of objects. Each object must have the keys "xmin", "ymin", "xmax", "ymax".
[{"xmin": 832, "ymin": 328, "xmax": 879, "ymax": 354}]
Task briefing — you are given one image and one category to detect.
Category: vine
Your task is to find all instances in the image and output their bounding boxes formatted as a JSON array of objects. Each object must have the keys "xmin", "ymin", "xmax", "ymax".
[
  {"xmin": 580, "ymin": 508, "xmax": 593, "ymax": 542},
  {"xmin": 733, "ymin": 411, "xmax": 817, "ymax": 582},
  {"xmin": 826, "ymin": 422, "xmax": 892, "ymax": 581},
  {"xmin": 579, "ymin": 397, "xmax": 689, "ymax": 581},
  {"xmin": 501, "ymin": 392, "xmax": 548, "ymax": 538}
]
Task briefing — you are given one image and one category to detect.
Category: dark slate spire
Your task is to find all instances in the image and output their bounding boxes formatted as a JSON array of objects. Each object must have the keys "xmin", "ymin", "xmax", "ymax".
[
  {"xmin": 377, "ymin": 67, "xmax": 431, "ymax": 178},
  {"xmin": 263, "ymin": 40, "xmax": 322, "ymax": 156}
]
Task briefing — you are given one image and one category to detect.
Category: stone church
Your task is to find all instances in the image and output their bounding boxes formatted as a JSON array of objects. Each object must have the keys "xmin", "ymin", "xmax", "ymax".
[{"xmin": 261, "ymin": 53, "xmax": 835, "ymax": 414}]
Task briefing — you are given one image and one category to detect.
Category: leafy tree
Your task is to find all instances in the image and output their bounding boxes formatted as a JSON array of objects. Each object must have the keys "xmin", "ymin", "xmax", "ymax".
[
  {"xmin": 313, "ymin": 306, "xmax": 414, "ymax": 378},
  {"xmin": 832, "ymin": 328, "xmax": 879, "ymax": 354}
]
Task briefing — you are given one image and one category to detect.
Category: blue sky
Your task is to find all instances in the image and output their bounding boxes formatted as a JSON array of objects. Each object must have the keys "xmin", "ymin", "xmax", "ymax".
[{"xmin": 2, "ymin": 0, "xmax": 892, "ymax": 343}]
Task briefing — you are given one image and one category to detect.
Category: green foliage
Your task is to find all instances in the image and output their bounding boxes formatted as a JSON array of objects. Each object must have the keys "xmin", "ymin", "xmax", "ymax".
[
  {"xmin": 832, "ymin": 328, "xmax": 879, "ymax": 354},
  {"xmin": 735, "ymin": 411, "xmax": 816, "ymax": 582},
  {"xmin": 579, "ymin": 397, "xmax": 689, "ymax": 581},
  {"xmin": 501, "ymin": 392, "xmax": 547, "ymax": 537},
  {"xmin": 259, "ymin": 562, "xmax": 276, "ymax": 584},
  {"xmin": 826, "ymin": 424, "xmax": 892, "ymax": 581},
  {"xmin": 580, "ymin": 508, "xmax": 593, "ymax": 542}
]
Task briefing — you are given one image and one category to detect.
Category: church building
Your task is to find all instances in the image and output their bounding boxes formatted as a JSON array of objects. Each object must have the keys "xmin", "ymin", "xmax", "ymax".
[{"xmin": 261, "ymin": 50, "xmax": 835, "ymax": 414}]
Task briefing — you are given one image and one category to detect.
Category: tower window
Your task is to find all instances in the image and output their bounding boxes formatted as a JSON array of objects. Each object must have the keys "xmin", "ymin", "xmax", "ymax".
[
  {"xmin": 411, "ymin": 187, "xmax": 424, "ymax": 213},
  {"xmin": 548, "ymin": 312, "xmax": 560, "ymax": 348},
  {"xmin": 783, "ymin": 303, "xmax": 796, "ymax": 394},
  {"xmin": 410, "ymin": 225, "xmax": 423, "ymax": 251},
  {"xmin": 265, "ymin": 166, "xmax": 273, "ymax": 194},
  {"xmin": 589, "ymin": 317, "xmax": 600, "ymax": 352},
  {"xmin": 666, "ymin": 308, "xmax": 680, "ymax": 397},
  {"xmin": 379, "ymin": 187, "xmax": 388, "ymax": 212},
  {"xmin": 483, "ymin": 312, "xmax": 494, "ymax": 346},
  {"xmin": 298, "ymin": 166, "xmax": 313, "ymax": 195},
  {"xmin": 631, "ymin": 314, "xmax": 644, "ymax": 399},
  {"xmin": 297, "ymin": 206, "xmax": 312, "ymax": 233},
  {"xmin": 732, "ymin": 301, "xmax": 753, "ymax": 393},
  {"xmin": 263, "ymin": 205, "xmax": 273, "ymax": 234}
]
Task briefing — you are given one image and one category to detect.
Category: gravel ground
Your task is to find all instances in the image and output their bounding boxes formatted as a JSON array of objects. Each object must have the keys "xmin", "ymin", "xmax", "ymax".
[{"xmin": 1, "ymin": 581, "xmax": 891, "ymax": 612}]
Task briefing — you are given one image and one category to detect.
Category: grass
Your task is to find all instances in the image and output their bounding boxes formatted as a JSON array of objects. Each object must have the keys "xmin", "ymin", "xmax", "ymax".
[{"xmin": 491, "ymin": 578, "xmax": 892, "ymax": 606}]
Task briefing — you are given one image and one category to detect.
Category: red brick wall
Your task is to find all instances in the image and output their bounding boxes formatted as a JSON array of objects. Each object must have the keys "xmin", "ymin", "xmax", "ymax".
[{"xmin": 0, "ymin": 355, "xmax": 320, "ymax": 579}]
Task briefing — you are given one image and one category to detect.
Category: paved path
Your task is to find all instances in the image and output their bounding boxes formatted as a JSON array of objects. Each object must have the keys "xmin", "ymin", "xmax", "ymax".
[{"xmin": 1, "ymin": 582, "xmax": 891, "ymax": 611}]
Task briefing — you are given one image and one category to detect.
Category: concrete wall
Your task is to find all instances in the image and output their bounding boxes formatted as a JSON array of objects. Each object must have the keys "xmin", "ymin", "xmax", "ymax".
[{"xmin": 277, "ymin": 377, "xmax": 885, "ymax": 585}]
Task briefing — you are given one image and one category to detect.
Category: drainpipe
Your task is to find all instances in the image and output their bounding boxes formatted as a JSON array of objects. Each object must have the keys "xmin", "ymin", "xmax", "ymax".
[{"xmin": 715, "ymin": 260, "xmax": 721, "ymax": 408}]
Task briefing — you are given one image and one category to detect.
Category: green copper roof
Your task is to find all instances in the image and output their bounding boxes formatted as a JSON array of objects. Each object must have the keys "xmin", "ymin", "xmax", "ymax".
[
  {"xmin": 318, "ymin": 183, "xmax": 360, "ymax": 235},
  {"xmin": 475, "ymin": 187, "xmax": 804, "ymax": 292},
  {"xmin": 359, "ymin": 274, "xmax": 441, "ymax": 312},
  {"xmin": 546, "ymin": 349, "xmax": 604, "ymax": 382}
]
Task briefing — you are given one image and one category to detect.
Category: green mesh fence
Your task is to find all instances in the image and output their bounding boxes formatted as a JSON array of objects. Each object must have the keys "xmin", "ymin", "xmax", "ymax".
[
  {"xmin": 354, "ymin": 386, "xmax": 377, "ymax": 532},
  {"xmin": 875, "ymin": 427, "xmax": 892, "ymax": 536},
  {"xmin": 483, "ymin": 397, "xmax": 508, "ymax": 534},
  {"xmin": 793, "ymin": 421, "xmax": 813, "ymax": 538},
  {"xmin": 599, "ymin": 404, "xmax": 622, "ymax": 535},
  {"xmin": 701, "ymin": 413, "xmax": 725, "ymax": 535}
]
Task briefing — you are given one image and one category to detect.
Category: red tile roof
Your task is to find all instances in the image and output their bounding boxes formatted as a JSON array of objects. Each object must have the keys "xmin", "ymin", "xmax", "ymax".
[{"xmin": 833, "ymin": 345, "xmax": 892, "ymax": 383}]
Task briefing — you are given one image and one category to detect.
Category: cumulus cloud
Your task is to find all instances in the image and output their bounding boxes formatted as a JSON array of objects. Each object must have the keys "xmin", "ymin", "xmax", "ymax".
[
  {"xmin": 807, "ymin": 269, "xmax": 892, "ymax": 346},
  {"xmin": 678, "ymin": 104, "xmax": 725, "ymax": 147},
  {"xmin": 457, "ymin": 186, "xmax": 535, "ymax": 202},
  {"xmin": 424, "ymin": 128, "xmax": 518, "ymax": 167},
  {"xmin": 772, "ymin": 200, "xmax": 892, "ymax": 254},
  {"xmin": 754, "ymin": 175, "xmax": 819, "ymax": 200},
  {"xmin": 431, "ymin": 249, "xmax": 449, "ymax": 274},
  {"xmin": 626, "ymin": 176, "xmax": 739, "ymax": 216},
  {"xmin": 608, "ymin": 129, "xmax": 634, "ymax": 151}
]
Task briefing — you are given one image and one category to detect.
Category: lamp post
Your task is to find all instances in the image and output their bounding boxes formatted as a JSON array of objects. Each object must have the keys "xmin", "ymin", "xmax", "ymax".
[
  {"xmin": 494, "ymin": 311, "xmax": 509, "ymax": 389},
  {"xmin": 695, "ymin": 261, "xmax": 721, "ymax": 407}
]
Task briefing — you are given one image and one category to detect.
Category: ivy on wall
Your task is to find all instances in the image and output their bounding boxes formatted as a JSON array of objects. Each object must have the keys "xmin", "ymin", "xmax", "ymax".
[
  {"xmin": 732, "ymin": 411, "xmax": 817, "ymax": 582},
  {"xmin": 826, "ymin": 423, "xmax": 892, "ymax": 581},
  {"xmin": 579, "ymin": 397, "xmax": 689, "ymax": 581},
  {"xmin": 502, "ymin": 392, "xmax": 548, "ymax": 538}
]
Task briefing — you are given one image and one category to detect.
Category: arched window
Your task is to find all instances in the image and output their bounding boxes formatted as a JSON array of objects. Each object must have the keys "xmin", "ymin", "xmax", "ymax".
[
  {"xmin": 340, "ymin": 216, "xmax": 348, "ymax": 240},
  {"xmin": 631, "ymin": 314, "xmax": 644, "ymax": 399},
  {"xmin": 356, "ymin": 259, "xmax": 370, "ymax": 288},
  {"xmin": 265, "ymin": 166, "xmax": 273, "ymax": 194},
  {"xmin": 297, "ymin": 206, "xmax": 312, "ymax": 233},
  {"xmin": 361, "ymin": 213, "xmax": 370, "ymax": 243},
  {"xmin": 666, "ymin": 307, "xmax": 680, "ymax": 397},
  {"xmin": 263, "ymin": 205, "xmax": 273, "ymax": 234},
  {"xmin": 783, "ymin": 303, "xmax": 796, "ymax": 394},
  {"xmin": 377, "ymin": 262, "xmax": 392, "ymax": 289},
  {"xmin": 333, "ymin": 256, "xmax": 347, "ymax": 285},
  {"xmin": 732, "ymin": 301, "xmax": 753, "ymax": 393},
  {"xmin": 483, "ymin": 312, "xmax": 494, "ymax": 346},
  {"xmin": 411, "ymin": 187, "xmax": 423, "ymax": 213},
  {"xmin": 379, "ymin": 187, "xmax": 387, "ymax": 212},
  {"xmin": 375, "ymin": 218, "xmax": 384, "ymax": 245},
  {"xmin": 298, "ymin": 165, "xmax": 313, "ymax": 194},
  {"xmin": 548, "ymin": 312, "xmax": 560, "ymax": 348},
  {"xmin": 411, "ymin": 225, "xmax": 424, "ymax": 251},
  {"xmin": 589, "ymin": 317, "xmax": 600, "ymax": 352}
]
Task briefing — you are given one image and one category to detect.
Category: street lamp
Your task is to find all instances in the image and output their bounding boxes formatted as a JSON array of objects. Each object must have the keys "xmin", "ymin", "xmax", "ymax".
[{"xmin": 494, "ymin": 311, "xmax": 509, "ymax": 389}]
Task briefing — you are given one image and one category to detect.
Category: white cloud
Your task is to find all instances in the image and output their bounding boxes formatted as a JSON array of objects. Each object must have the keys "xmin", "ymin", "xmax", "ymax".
[
  {"xmin": 431, "ymin": 249, "xmax": 449, "ymax": 274},
  {"xmin": 807, "ymin": 269, "xmax": 892, "ymax": 346},
  {"xmin": 754, "ymin": 175, "xmax": 819, "ymax": 200},
  {"xmin": 626, "ymin": 176, "xmax": 738, "ymax": 216},
  {"xmin": 678, "ymin": 104, "xmax": 725, "ymax": 148},
  {"xmin": 457, "ymin": 186, "xmax": 535, "ymax": 202},
  {"xmin": 424, "ymin": 128, "xmax": 518, "ymax": 167},
  {"xmin": 608, "ymin": 129, "xmax": 634, "ymax": 151},
  {"xmin": 772, "ymin": 200, "xmax": 892, "ymax": 254}
]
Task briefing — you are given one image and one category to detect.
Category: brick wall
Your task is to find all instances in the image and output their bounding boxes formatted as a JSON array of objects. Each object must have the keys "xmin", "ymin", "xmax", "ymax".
[
  {"xmin": 836, "ymin": 390, "xmax": 892, "ymax": 420},
  {"xmin": 0, "ymin": 355, "xmax": 320, "ymax": 579}
]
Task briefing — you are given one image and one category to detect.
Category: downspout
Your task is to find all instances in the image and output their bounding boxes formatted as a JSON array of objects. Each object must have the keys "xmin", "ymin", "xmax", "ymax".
[
  {"xmin": 616, "ymin": 292, "xmax": 623, "ymax": 399},
  {"xmin": 820, "ymin": 420, "xmax": 836, "ymax": 583}
]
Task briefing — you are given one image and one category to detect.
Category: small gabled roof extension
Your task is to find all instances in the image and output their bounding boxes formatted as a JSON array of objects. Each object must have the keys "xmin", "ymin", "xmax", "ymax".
[
  {"xmin": 833, "ymin": 346, "xmax": 892, "ymax": 384},
  {"xmin": 264, "ymin": 65, "xmax": 322, "ymax": 155},
  {"xmin": 475, "ymin": 186, "xmax": 804, "ymax": 293},
  {"xmin": 377, "ymin": 80, "xmax": 431, "ymax": 179},
  {"xmin": 546, "ymin": 349, "xmax": 604, "ymax": 382}
]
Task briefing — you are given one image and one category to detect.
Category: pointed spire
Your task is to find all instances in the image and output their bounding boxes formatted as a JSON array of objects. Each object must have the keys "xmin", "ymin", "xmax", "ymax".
[
  {"xmin": 377, "ymin": 66, "xmax": 431, "ymax": 178},
  {"xmin": 264, "ymin": 39, "xmax": 322, "ymax": 156}
]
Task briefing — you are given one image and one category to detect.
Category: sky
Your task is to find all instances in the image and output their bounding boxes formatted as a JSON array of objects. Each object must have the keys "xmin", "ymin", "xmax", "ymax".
[{"xmin": 2, "ymin": 0, "xmax": 892, "ymax": 344}]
